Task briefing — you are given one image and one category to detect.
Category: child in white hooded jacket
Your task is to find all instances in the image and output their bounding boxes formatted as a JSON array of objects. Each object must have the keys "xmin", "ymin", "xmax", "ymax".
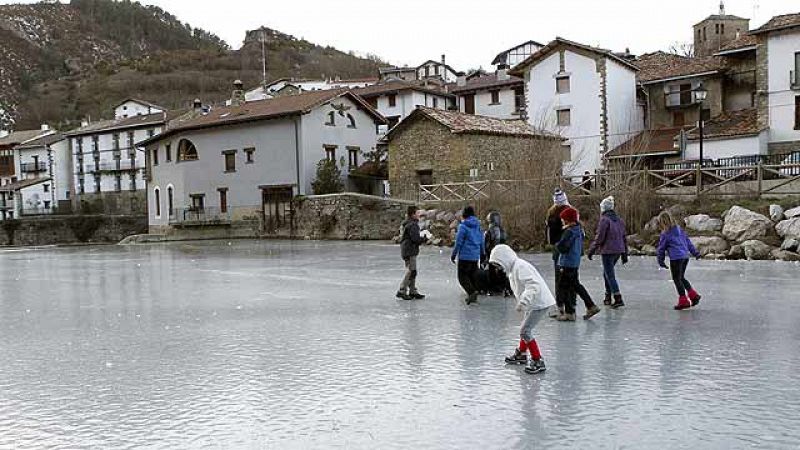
[{"xmin": 489, "ymin": 244, "xmax": 556, "ymax": 374}]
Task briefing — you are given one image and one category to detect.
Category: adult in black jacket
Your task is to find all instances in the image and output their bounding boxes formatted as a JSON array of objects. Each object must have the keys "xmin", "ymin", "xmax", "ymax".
[{"xmin": 397, "ymin": 206, "xmax": 426, "ymax": 300}]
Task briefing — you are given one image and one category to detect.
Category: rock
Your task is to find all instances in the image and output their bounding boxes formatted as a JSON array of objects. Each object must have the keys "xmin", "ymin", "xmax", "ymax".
[
  {"xmin": 628, "ymin": 248, "xmax": 644, "ymax": 256},
  {"xmin": 781, "ymin": 238, "xmax": 799, "ymax": 252},
  {"xmin": 626, "ymin": 234, "xmax": 645, "ymax": 250},
  {"xmin": 425, "ymin": 209, "xmax": 438, "ymax": 219},
  {"xmin": 431, "ymin": 238, "xmax": 443, "ymax": 246},
  {"xmin": 722, "ymin": 206, "xmax": 774, "ymax": 242},
  {"xmin": 690, "ymin": 236, "xmax": 729, "ymax": 256},
  {"xmin": 728, "ymin": 244, "xmax": 745, "ymax": 260},
  {"xmin": 641, "ymin": 244, "xmax": 657, "ymax": 256},
  {"xmin": 769, "ymin": 204, "xmax": 785, "ymax": 222},
  {"xmin": 741, "ymin": 240, "xmax": 773, "ymax": 260},
  {"xmin": 705, "ymin": 253, "xmax": 727, "ymax": 260},
  {"xmin": 770, "ymin": 249, "xmax": 800, "ymax": 262},
  {"xmin": 449, "ymin": 219, "xmax": 460, "ymax": 230},
  {"xmin": 667, "ymin": 204, "xmax": 688, "ymax": 226},
  {"xmin": 684, "ymin": 214, "xmax": 723, "ymax": 233},
  {"xmin": 785, "ymin": 206, "xmax": 800, "ymax": 219},
  {"xmin": 776, "ymin": 218, "xmax": 800, "ymax": 241}
]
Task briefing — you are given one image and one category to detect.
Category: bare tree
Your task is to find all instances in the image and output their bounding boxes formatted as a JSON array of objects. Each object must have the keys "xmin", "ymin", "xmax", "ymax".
[{"xmin": 668, "ymin": 41, "xmax": 695, "ymax": 58}]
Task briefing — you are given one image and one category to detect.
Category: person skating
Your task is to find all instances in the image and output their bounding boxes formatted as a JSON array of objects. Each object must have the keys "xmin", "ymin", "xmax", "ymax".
[
  {"xmin": 484, "ymin": 211, "xmax": 512, "ymax": 297},
  {"xmin": 451, "ymin": 206, "xmax": 485, "ymax": 305},
  {"xmin": 490, "ymin": 244, "xmax": 555, "ymax": 374},
  {"xmin": 655, "ymin": 211, "xmax": 702, "ymax": 310},
  {"xmin": 555, "ymin": 206, "xmax": 600, "ymax": 321},
  {"xmin": 587, "ymin": 196, "xmax": 629, "ymax": 309},
  {"xmin": 397, "ymin": 206, "xmax": 426, "ymax": 300}
]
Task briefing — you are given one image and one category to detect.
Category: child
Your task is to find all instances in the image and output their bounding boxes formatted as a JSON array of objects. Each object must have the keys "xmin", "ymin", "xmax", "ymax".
[
  {"xmin": 555, "ymin": 206, "xmax": 600, "ymax": 321},
  {"xmin": 490, "ymin": 244, "xmax": 555, "ymax": 374},
  {"xmin": 484, "ymin": 211, "xmax": 512, "ymax": 297},
  {"xmin": 451, "ymin": 206, "xmax": 485, "ymax": 305},
  {"xmin": 397, "ymin": 206, "xmax": 426, "ymax": 300},
  {"xmin": 656, "ymin": 211, "xmax": 702, "ymax": 310},
  {"xmin": 587, "ymin": 196, "xmax": 629, "ymax": 309}
]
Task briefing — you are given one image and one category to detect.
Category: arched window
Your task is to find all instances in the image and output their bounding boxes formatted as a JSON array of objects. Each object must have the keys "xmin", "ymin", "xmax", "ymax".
[
  {"xmin": 347, "ymin": 114, "xmax": 356, "ymax": 128},
  {"xmin": 154, "ymin": 187, "xmax": 161, "ymax": 218},
  {"xmin": 167, "ymin": 185, "xmax": 174, "ymax": 218},
  {"xmin": 177, "ymin": 139, "xmax": 198, "ymax": 161}
]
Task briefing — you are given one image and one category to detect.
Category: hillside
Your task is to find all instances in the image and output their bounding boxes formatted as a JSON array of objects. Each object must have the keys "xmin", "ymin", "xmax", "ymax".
[{"xmin": 0, "ymin": 0, "xmax": 384, "ymax": 130}]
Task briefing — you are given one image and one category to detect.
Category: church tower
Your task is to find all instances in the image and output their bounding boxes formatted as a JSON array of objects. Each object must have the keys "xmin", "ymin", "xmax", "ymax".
[{"xmin": 693, "ymin": 1, "xmax": 750, "ymax": 56}]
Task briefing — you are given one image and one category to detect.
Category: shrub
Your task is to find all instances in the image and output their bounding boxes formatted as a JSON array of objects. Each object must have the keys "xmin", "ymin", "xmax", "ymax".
[
  {"xmin": 67, "ymin": 216, "xmax": 104, "ymax": 242},
  {"xmin": 312, "ymin": 159, "xmax": 344, "ymax": 195}
]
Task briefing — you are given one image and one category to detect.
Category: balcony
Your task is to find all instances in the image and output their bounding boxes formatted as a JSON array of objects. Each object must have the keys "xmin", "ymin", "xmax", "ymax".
[
  {"xmin": 169, "ymin": 207, "xmax": 232, "ymax": 227},
  {"xmin": 20, "ymin": 162, "xmax": 47, "ymax": 174},
  {"xmin": 89, "ymin": 160, "xmax": 140, "ymax": 173}
]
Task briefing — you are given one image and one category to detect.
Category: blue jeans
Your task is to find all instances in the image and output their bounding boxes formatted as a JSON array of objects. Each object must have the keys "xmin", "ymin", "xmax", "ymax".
[{"xmin": 602, "ymin": 254, "xmax": 621, "ymax": 295}]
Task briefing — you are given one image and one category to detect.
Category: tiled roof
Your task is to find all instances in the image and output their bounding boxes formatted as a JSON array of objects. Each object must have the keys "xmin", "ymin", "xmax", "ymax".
[
  {"xmin": 66, "ymin": 112, "xmax": 166, "ymax": 137},
  {"xmin": 509, "ymin": 37, "xmax": 639, "ymax": 76},
  {"xmin": 0, "ymin": 129, "xmax": 52, "ymax": 147},
  {"xmin": 385, "ymin": 106, "xmax": 561, "ymax": 140},
  {"xmin": 0, "ymin": 177, "xmax": 51, "ymax": 192},
  {"xmin": 687, "ymin": 108, "xmax": 762, "ymax": 140},
  {"xmin": 353, "ymin": 80, "xmax": 453, "ymax": 98},
  {"xmin": 15, "ymin": 133, "xmax": 66, "ymax": 149},
  {"xmin": 448, "ymin": 73, "xmax": 523, "ymax": 94},
  {"xmin": 716, "ymin": 34, "xmax": 758, "ymax": 53},
  {"xmin": 635, "ymin": 52, "xmax": 726, "ymax": 83},
  {"xmin": 606, "ymin": 127, "xmax": 684, "ymax": 158},
  {"xmin": 695, "ymin": 14, "xmax": 748, "ymax": 25},
  {"xmin": 118, "ymin": 98, "xmax": 165, "ymax": 110},
  {"xmin": 751, "ymin": 13, "xmax": 800, "ymax": 34}
]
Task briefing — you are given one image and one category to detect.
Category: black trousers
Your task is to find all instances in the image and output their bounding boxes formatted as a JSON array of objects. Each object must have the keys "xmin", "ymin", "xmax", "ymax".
[
  {"xmin": 457, "ymin": 260, "xmax": 479, "ymax": 295},
  {"xmin": 557, "ymin": 267, "xmax": 595, "ymax": 314},
  {"xmin": 553, "ymin": 251, "xmax": 593, "ymax": 311},
  {"xmin": 669, "ymin": 258, "xmax": 693, "ymax": 296}
]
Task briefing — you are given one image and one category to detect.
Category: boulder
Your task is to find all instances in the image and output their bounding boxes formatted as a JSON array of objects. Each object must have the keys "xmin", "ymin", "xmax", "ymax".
[
  {"xmin": 705, "ymin": 253, "xmax": 727, "ymax": 260},
  {"xmin": 741, "ymin": 240, "xmax": 772, "ymax": 260},
  {"xmin": 769, "ymin": 204, "xmax": 785, "ymax": 222},
  {"xmin": 690, "ymin": 236, "xmax": 729, "ymax": 256},
  {"xmin": 684, "ymin": 214, "xmax": 723, "ymax": 233},
  {"xmin": 728, "ymin": 244, "xmax": 745, "ymax": 260},
  {"xmin": 722, "ymin": 206, "xmax": 773, "ymax": 242},
  {"xmin": 776, "ymin": 217, "xmax": 800, "ymax": 241},
  {"xmin": 643, "ymin": 215, "xmax": 661, "ymax": 234},
  {"xmin": 785, "ymin": 206, "xmax": 800, "ymax": 219},
  {"xmin": 781, "ymin": 238, "xmax": 799, "ymax": 252},
  {"xmin": 449, "ymin": 219, "xmax": 460, "ymax": 230},
  {"xmin": 626, "ymin": 234, "xmax": 645, "ymax": 250},
  {"xmin": 667, "ymin": 204, "xmax": 688, "ymax": 226},
  {"xmin": 770, "ymin": 249, "xmax": 800, "ymax": 262},
  {"xmin": 641, "ymin": 244, "xmax": 657, "ymax": 256}
]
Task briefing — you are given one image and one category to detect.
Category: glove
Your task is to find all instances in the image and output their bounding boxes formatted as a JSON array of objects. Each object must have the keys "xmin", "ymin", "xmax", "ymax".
[
  {"xmin": 451, "ymin": 254, "xmax": 456, "ymax": 264},
  {"xmin": 621, "ymin": 254, "xmax": 629, "ymax": 265},
  {"xmin": 658, "ymin": 262, "xmax": 668, "ymax": 270},
  {"xmin": 695, "ymin": 255, "xmax": 702, "ymax": 260},
  {"xmin": 587, "ymin": 252, "xmax": 594, "ymax": 261}
]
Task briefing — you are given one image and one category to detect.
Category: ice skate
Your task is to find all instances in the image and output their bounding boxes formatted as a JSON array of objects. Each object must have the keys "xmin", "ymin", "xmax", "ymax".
[
  {"xmin": 688, "ymin": 289, "xmax": 701, "ymax": 307},
  {"xmin": 674, "ymin": 295, "xmax": 691, "ymax": 310},
  {"xmin": 556, "ymin": 313, "xmax": 576, "ymax": 322},
  {"xmin": 610, "ymin": 294, "xmax": 625, "ymax": 309},
  {"xmin": 524, "ymin": 359, "xmax": 546, "ymax": 374},
  {"xmin": 396, "ymin": 291, "xmax": 412, "ymax": 300},
  {"xmin": 583, "ymin": 305, "xmax": 601, "ymax": 320},
  {"xmin": 505, "ymin": 349, "xmax": 528, "ymax": 365},
  {"xmin": 409, "ymin": 292, "xmax": 426, "ymax": 300}
]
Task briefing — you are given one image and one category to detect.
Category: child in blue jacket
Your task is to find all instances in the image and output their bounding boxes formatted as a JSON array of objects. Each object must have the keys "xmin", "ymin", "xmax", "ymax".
[
  {"xmin": 656, "ymin": 211, "xmax": 702, "ymax": 310},
  {"xmin": 451, "ymin": 206, "xmax": 485, "ymax": 305},
  {"xmin": 555, "ymin": 207, "xmax": 600, "ymax": 321}
]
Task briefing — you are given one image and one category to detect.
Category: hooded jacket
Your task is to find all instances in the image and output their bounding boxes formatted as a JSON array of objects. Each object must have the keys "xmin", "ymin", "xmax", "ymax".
[
  {"xmin": 588, "ymin": 210, "xmax": 628, "ymax": 256},
  {"xmin": 484, "ymin": 212, "xmax": 507, "ymax": 255},
  {"xmin": 452, "ymin": 216, "xmax": 485, "ymax": 262},
  {"xmin": 556, "ymin": 223, "xmax": 584, "ymax": 268},
  {"xmin": 657, "ymin": 225, "xmax": 700, "ymax": 266},
  {"xmin": 490, "ymin": 245, "xmax": 556, "ymax": 310},
  {"xmin": 400, "ymin": 218, "xmax": 424, "ymax": 260}
]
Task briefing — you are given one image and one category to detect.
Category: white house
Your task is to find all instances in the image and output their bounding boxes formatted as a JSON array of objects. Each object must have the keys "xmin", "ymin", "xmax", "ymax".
[
  {"xmin": 354, "ymin": 81, "xmax": 456, "ymax": 132},
  {"xmin": 114, "ymin": 98, "xmax": 165, "ymax": 119},
  {"xmin": 9, "ymin": 133, "xmax": 73, "ymax": 216},
  {"xmin": 510, "ymin": 37, "xmax": 643, "ymax": 177},
  {"xmin": 416, "ymin": 56, "xmax": 460, "ymax": 83},
  {"xmin": 0, "ymin": 127, "xmax": 56, "ymax": 220},
  {"xmin": 449, "ymin": 69, "xmax": 525, "ymax": 119},
  {"xmin": 239, "ymin": 77, "xmax": 379, "ymax": 103},
  {"xmin": 139, "ymin": 89, "xmax": 386, "ymax": 234},
  {"xmin": 492, "ymin": 40, "xmax": 544, "ymax": 69}
]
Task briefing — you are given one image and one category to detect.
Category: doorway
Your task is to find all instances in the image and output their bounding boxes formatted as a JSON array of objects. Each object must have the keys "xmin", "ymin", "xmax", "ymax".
[{"xmin": 261, "ymin": 185, "xmax": 294, "ymax": 234}]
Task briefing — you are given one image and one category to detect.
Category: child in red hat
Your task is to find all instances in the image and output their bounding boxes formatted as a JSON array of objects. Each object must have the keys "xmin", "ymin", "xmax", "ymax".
[{"xmin": 555, "ymin": 206, "xmax": 600, "ymax": 321}]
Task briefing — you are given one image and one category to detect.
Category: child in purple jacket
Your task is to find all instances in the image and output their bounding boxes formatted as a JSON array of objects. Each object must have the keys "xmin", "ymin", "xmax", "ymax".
[
  {"xmin": 656, "ymin": 211, "xmax": 702, "ymax": 310},
  {"xmin": 587, "ymin": 196, "xmax": 628, "ymax": 309}
]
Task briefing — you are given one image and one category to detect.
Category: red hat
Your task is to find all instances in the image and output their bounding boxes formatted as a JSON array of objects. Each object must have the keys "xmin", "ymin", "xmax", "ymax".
[{"xmin": 559, "ymin": 206, "xmax": 579, "ymax": 223}]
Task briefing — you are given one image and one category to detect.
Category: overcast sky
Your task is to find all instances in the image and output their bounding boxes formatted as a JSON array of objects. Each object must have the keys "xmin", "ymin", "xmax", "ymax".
[{"xmin": 4, "ymin": 0, "xmax": 791, "ymax": 70}]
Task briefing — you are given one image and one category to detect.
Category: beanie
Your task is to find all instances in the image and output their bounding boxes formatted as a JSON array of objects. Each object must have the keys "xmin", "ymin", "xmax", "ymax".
[
  {"xmin": 553, "ymin": 188, "xmax": 569, "ymax": 206},
  {"xmin": 463, "ymin": 206, "xmax": 475, "ymax": 218},
  {"xmin": 559, "ymin": 206, "xmax": 579, "ymax": 224},
  {"xmin": 600, "ymin": 195, "xmax": 615, "ymax": 213}
]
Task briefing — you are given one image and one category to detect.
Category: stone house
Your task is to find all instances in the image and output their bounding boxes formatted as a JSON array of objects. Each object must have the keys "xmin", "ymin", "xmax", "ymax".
[
  {"xmin": 693, "ymin": 2, "xmax": 750, "ymax": 57},
  {"xmin": 385, "ymin": 106, "xmax": 563, "ymax": 199},
  {"xmin": 449, "ymin": 69, "xmax": 525, "ymax": 120}
]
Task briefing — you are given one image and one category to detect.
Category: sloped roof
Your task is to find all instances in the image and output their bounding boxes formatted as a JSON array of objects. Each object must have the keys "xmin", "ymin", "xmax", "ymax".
[
  {"xmin": 715, "ymin": 34, "xmax": 758, "ymax": 54},
  {"xmin": 0, "ymin": 177, "xmax": 51, "ymax": 192},
  {"xmin": 509, "ymin": 37, "xmax": 639, "ymax": 76},
  {"xmin": 491, "ymin": 40, "xmax": 544, "ymax": 65},
  {"xmin": 751, "ymin": 13, "xmax": 800, "ymax": 34},
  {"xmin": 695, "ymin": 14, "xmax": 748, "ymax": 25},
  {"xmin": 353, "ymin": 80, "xmax": 453, "ymax": 98},
  {"xmin": 606, "ymin": 127, "xmax": 684, "ymax": 158},
  {"xmin": 117, "ymin": 98, "xmax": 165, "ymax": 111},
  {"xmin": 15, "ymin": 133, "xmax": 66, "ymax": 149},
  {"xmin": 0, "ymin": 129, "xmax": 53, "ymax": 147},
  {"xmin": 66, "ymin": 112, "xmax": 167, "ymax": 137},
  {"xmin": 635, "ymin": 52, "xmax": 726, "ymax": 84},
  {"xmin": 448, "ymin": 73, "xmax": 523, "ymax": 94},
  {"xmin": 385, "ymin": 106, "xmax": 561, "ymax": 141},
  {"xmin": 140, "ymin": 89, "xmax": 385, "ymax": 146},
  {"xmin": 687, "ymin": 108, "xmax": 763, "ymax": 140}
]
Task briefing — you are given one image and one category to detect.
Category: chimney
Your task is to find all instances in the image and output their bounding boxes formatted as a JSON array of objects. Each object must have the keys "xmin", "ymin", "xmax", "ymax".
[
  {"xmin": 457, "ymin": 74, "xmax": 467, "ymax": 87},
  {"xmin": 41, "ymin": 124, "xmax": 50, "ymax": 131},
  {"xmin": 719, "ymin": 0, "xmax": 725, "ymax": 15},
  {"xmin": 496, "ymin": 68, "xmax": 509, "ymax": 81},
  {"xmin": 441, "ymin": 54, "xmax": 446, "ymax": 67},
  {"xmin": 231, "ymin": 79, "xmax": 245, "ymax": 106}
]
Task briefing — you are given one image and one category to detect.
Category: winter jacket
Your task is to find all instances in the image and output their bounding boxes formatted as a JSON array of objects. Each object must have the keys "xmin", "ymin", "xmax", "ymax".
[
  {"xmin": 400, "ymin": 218, "xmax": 424, "ymax": 260},
  {"xmin": 545, "ymin": 206, "xmax": 568, "ymax": 245},
  {"xmin": 556, "ymin": 223, "xmax": 584, "ymax": 269},
  {"xmin": 588, "ymin": 211, "xmax": 628, "ymax": 256},
  {"xmin": 484, "ymin": 212, "xmax": 507, "ymax": 256},
  {"xmin": 452, "ymin": 216, "xmax": 485, "ymax": 262},
  {"xmin": 490, "ymin": 244, "xmax": 556, "ymax": 311},
  {"xmin": 656, "ymin": 225, "xmax": 700, "ymax": 267}
]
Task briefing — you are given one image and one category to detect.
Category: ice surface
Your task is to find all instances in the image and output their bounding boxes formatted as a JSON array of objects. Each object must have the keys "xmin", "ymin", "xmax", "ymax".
[{"xmin": 1, "ymin": 241, "xmax": 799, "ymax": 449}]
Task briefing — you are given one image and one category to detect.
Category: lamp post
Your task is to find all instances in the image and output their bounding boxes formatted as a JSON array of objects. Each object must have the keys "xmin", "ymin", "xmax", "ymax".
[{"xmin": 694, "ymin": 82, "xmax": 708, "ymax": 193}]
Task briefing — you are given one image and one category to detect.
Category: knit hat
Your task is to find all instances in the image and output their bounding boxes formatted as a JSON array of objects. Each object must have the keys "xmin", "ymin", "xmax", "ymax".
[
  {"xmin": 559, "ymin": 206, "xmax": 579, "ymax": 224},
  {"xmin": 553, "ymin": 188, "xmax": 569, "ymax": 206},
  {"xmin": 600, "ymin": 195, "xmax": 615, "ymax": 213},
  {"xmin": 463, "ymin": 205, "xmax": 475, "ymax": 218}
]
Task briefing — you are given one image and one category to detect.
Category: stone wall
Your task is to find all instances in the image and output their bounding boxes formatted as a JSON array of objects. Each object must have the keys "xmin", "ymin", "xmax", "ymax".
[
  {"xmin": 768, "ymin": 140, "xmax": 800, "ymax": 155},
  {"xmin": 0, "ymin": 215, "xmax": 148, "ymax": 246},
  {"xmin": 76, "ymin": 191, "xmax": 147, "ymax": 215},
  {"xmin": 293, "ymin": 193, "xmax": 415, "ymax": 240}
]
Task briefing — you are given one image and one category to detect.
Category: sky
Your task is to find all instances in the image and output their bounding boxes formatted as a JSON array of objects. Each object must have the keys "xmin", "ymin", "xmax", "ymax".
[{"xmin": 4, "ymin": 0, "xmax": 791, "ymax": 70}]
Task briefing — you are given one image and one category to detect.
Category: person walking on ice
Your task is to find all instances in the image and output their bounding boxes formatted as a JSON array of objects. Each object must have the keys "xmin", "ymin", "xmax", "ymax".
[
  {"xmin": 451, "ymin": 206, "xmax": 485, "ymax": 305},
  {"xmin": 587, "ymin": 196, "xmax": 628, "ymax": 309},
  {"xmin": 397, "ymin": 206, "xmax": 426, "ymax": 300},
  {"xmin": 556, "ymin": 206, "xmax": 600, "ymax": 321},
  {"xmin": 656, "ymin": 211, "xmax": 702, "ymax": 310},
  {"xmin": 490, "ymin": 244, "xmax": 555, "ymax": 374}
]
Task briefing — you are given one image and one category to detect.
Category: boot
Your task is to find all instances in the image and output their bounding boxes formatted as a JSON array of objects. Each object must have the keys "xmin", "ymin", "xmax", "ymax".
[
  {"xmin": 688, "ymin": 289, "xmax": 701, "ymax": 306},
  {"xmin": 674, "ymin": 295, "xmax": 691, "ymax": 310},
  {"xmin": 465, "ymin": 292, "xmax": 478, "ymax": 305},
  {"xmin": 583, "ymin": 305, "xmax": 601, "ymax": 320},
  {"xmin": 603, "ymin": 293, "xmax": 612, "ymax": 306},
  {"xmin": 557, "ymin": 313, "xmax": 576, "ymax": 322},
  {"xmin": 396, "ymin": 291, "xmax": 412, "ymax": 300},
  {"xmin": 410, "ymin": 291, "xmax": 426, "ymax": 300},
  {"xmin": 611, "ymin": 294, "xmax": 625, "ymax": 309},
  {"xmin": 549, "ymin": 306, "xmax": 564, "ymax": 319},
  {"xmin": 505, "ymin": 348, "xmax": 528, "ymax": 365},
  {"xmin": 524, "ymin": 359, "xmax": 546, "ymax": 374}
]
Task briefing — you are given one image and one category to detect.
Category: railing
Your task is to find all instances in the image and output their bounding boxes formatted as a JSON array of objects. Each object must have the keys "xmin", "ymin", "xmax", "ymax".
[
  {"xmin": 19, "ymin": 206, "xmax": 55, "ymax": 216},
  {"xmin": 20, "ymin": 162, "xmax": 47, "ymax": 173},
  {"xmin": 90, "ymin": 160, "xmax": 139, "ymax": 172},
  {"xmin": 169, "ymin": 207, "xmax": 232, "ymax": 226}
]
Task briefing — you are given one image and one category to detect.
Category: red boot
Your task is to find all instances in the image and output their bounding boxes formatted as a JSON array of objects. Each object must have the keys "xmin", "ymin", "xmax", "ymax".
[
  {"xmin": 674, "ymin": 295, "xmax": 691, "ymax": 310},
  {"xmin": 688, "ymin": 289, "xmax": 701, "ymax": 306}
]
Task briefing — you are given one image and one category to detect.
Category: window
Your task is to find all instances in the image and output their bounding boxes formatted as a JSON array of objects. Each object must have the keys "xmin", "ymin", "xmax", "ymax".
[
  {"xmin": 715, "ymin": 23, "xmax": 720, "ymax": 34},
  {"xmin": 43, "ymin": 184, "xmax": 49, "ymax": 193},
  {"xmin": 326, "ymin": 111, "xmax": 336, "ymax": 126},
  {"xmin": 703, "ymin": 27, "xmax": 707, "ymax": 41},
  {"xmin": 165, "ymin": 143, "xmax": 172, "ymax": 162},
  {"xmin": 167, "ymin": 186, "xmax": 174, "ymax": 217},
  {"xmin": 44, "ymin": 200, "xmax": 50, "ymax": 209},
  {"xmin": 434, "ymin": 65, "xmax": 440, "ymax": 76},
  {"xmin": 561, "ymin": 144, "xmax": 572, "ymax": 162},
  {"xmin": 347, "ymin": 114, "xmax": 356, "ymax": 128},
  {"xmin": 679, "ymin": 83, "xmax": 692, "ymax": 105},
  {"xmin": 795, "ymin": 96, "xmax": 800, "ymax": 130},
  {"xmin": 556, "ymin": 76, "xmax": 570, "ymax": 94},
  {"xmin": 387, "ymin": 116, "xmax": 400, "ymax": 128},
  {"xmin": 514, "ymin": 87, "xmax": 524, "ymax": 112},
  {"xmin": 153, "ymin": 148, "xmax": 159, "ymax": 166},
  {"xmin": 490, "ymin": 90, "xmax": 500, "ymax": 104},
  {"xmin": 113, "ymin": 133, "xmax": 120, "ymax": 150},
  {"xmin": 147, "ymin": 129, "xmax": 155, "ymax": 138},
  {"xmin": 177, "ymin": 139, "xmax": 198, "ymax": 161},
  {"xmin": 388, "ymin": 94, "xmax": 397, "ymax": 107},
  {"xmin": 127, "ymin": 131, "xmax": 135, "ymax": 149},
  {"xmin": 218, "ymin": 188, "xmax": 228, "ymax": 213},
  {"xmin": 129, "ymin": 173, "xmax": 136, "ymax": 191},
  {"xmin": 154, "ymin": 187, "xmax": 161, "ymax": 218},
  {"xmin": 115, "ymin": 174, "xmax": 121, "ymax": 192},
  {"xmin": 94, "ymin": 175, "xmax": 101, "ymax": 193},
  {"xmin": 190, "ymin": 194, "xmax": 205, "ymax": 211},
  {"xmin": 794, "ymin": 52, "xmax": 800, "ymax": 87},
  {"xmin": 432, "ymin": 97, "xmax": 439, "ymax": 108},
  {"xmin": 244, "ymin": 147, "xmax": 255, "ymax": 163},
  {"xmin": 92, "ymin": 136, "xmax": 99, "ymax": 154},
  {"xmin": 348, "ymin": 147, "xmax": 360, "ymax": 168},
  {"xmin": 673, "ymin": 112, "xmax": 685, "ymax": 127},
  {"xmin": 324, "ymin": 145, "xmax": 337, "ymax": 162},
  {"xmin": 417, "ymin": 169, "xmax": 433, "ymax": 185},
  {"xmin": 79, "ymin": 177, "xmax": 85, "ymax": 194},
  {"xmin": 223, "ymin": 150, "xmax": 236, "ymax": 172},
  {"xmin": 557, "ymin": 109, "xmax": 571, "ymax": 126},
  {"xmin": 721, "ymin": 23, "xmax": 724, "ymax": 34}
]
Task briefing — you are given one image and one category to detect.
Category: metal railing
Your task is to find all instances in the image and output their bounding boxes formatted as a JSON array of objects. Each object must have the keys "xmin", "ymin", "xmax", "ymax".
[
  {"xmin": 169, "ymin": 207, "xmax": 232, "ymax": 226},
  {"xmin": 20, "ymin": 162, "xmax": 47, "ymax": 173},
  {"xmin": 89, "ymin": 160, "xmax": 139, "ymax": 172}
]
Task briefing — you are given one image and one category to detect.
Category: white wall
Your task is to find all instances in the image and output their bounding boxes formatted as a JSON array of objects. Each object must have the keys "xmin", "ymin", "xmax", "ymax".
[
  {"xmin": 767, "ymin": 31, "xmax": 800, "ymax": 143},
  {"xmin": 684, "ymin": 132, "xmax": 767, "ymax": 160},
  {"xmin": 505, "ymin": 42, "xmax": 543, "ymax": 68},
  {"xmin": 606, "ymin": 59, "xmax": 644, "ymax": 155},
  {"xmin": 462, "ymin": 87, "xmax": 519, "ymax": 119},
  {"xmin": 115, "ymin": 101, "xmax": 163, "ymax": 119},
  {"xmin": 16, "ymin": 139, "xmax": 72, "ymax": 204}
]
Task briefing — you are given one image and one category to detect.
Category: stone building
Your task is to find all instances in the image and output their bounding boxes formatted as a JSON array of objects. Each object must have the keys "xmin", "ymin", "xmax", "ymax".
[
  {"xmin": 385, "ymin": 106, "xmax": 563, "ymax": 199},
  {"xmin": 694, "ymin": 2, "xmax": 750, "ymax": 57}
]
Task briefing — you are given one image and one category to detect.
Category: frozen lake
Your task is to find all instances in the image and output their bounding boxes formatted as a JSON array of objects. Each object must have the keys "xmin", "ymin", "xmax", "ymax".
[{"xmin": 1, "ymin": 240, "xmax": 800, "ymax": 449}]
